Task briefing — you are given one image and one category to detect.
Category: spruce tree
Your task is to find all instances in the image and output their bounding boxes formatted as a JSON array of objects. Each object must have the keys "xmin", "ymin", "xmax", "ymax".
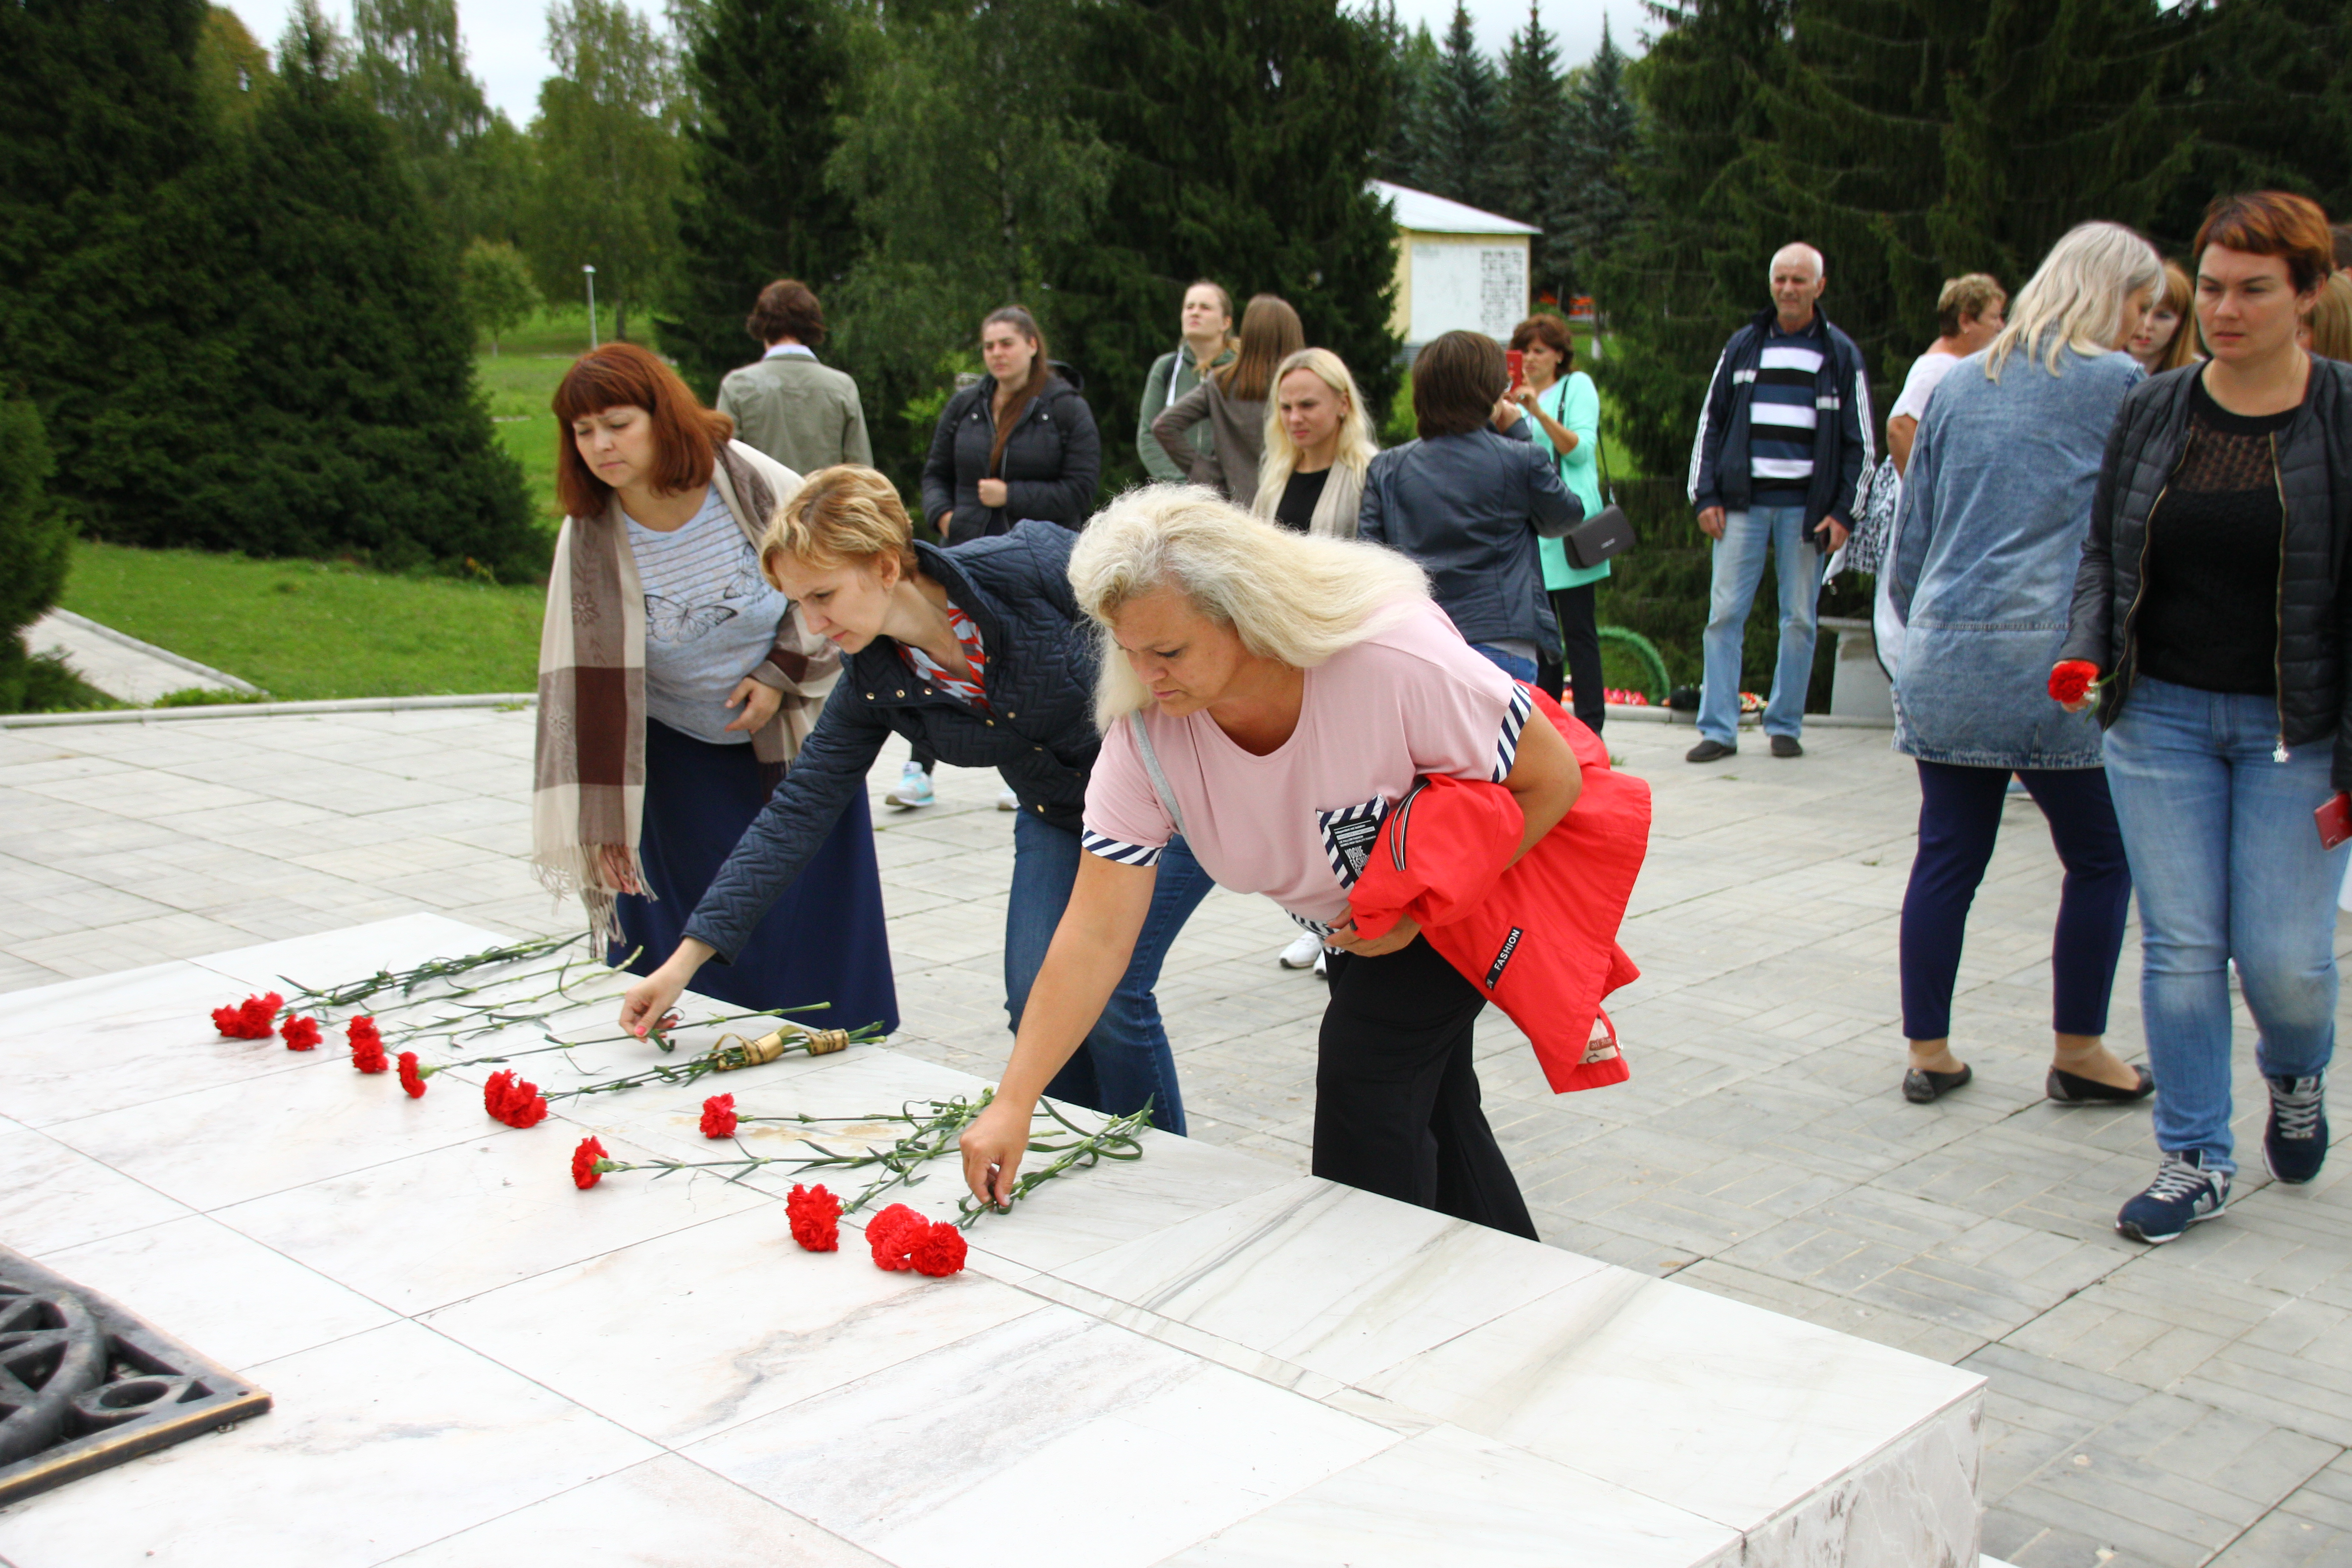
[
  {"xmin": 1058, "ymin": 0, "xmax": 1402, "ymax": 490},
  {"xmin": 662, "ymin": 0, "xmax": 862, "ymax": 399},
  {"xmin": 1369, "ymin": 3, "xmax": 1439, "ymax": 188},
  {"xmin": 1413, "ymin": 0, "xmax": 1502, "ymax": 210},
  {"xmin": 1497, "ymin": 1, "xmax": 1565, "ymax": 239},
  {"xmin": 0, "ymin": 400, "xmax": 72, "ymax": 714},
  {"xmin": 2162, "ymin": 0, "xmax": 2352, "ymax": 241},
  {"xmin": 1551, "ymin": 19, "xmax": 1637, "ymax": 297}
]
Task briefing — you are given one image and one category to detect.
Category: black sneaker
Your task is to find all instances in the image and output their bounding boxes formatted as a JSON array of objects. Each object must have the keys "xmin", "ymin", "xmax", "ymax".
[
  {"xmin": 1685, "ymin": 738, "xmax": 1736, "ymax": 763},
  {"xmin": 2116, "ymin": 1150, "xmax": 2230, "ymax": 1244},
  {"xmin": 2263, "ymin": 1073, "xmax": 2328, "ymax": 1185}
]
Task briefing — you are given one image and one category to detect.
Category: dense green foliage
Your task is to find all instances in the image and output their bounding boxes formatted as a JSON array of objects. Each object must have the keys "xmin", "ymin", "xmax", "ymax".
[
  {"xmin": 0, "ymin": 401, "xmax": 72, "ymax": 712},
  {"xmin": 461, "ymin": 240, "xmax": 542, "ymax": 355}
]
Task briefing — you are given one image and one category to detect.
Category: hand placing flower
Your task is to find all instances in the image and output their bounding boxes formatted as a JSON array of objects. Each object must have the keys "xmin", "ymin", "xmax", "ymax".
[
  {"xmin": 210, "ymin": 992, "xmax": 284, "ymax": 1039},
  {"xmin": 280, "ymin": 1014, "xmax": 322, "ymax": 1052},
  {"xmin": 2049, "ymin": 660, "xmax": 2100, "ymax": 710},
  {"xmin": 699, "ymin": 1093, "xmax": 739, "ymax": 1139},
  {"xmin": 786, "ymin": 1183, "xmax": 841, "ymax": 1251}
]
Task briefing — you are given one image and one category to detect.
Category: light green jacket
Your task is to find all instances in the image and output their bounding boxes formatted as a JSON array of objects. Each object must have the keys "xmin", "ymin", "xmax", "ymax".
[
  {"xmin": 716, "ymin": 350, "xmax": 872, "ymax": 476},
  {"xmin": 1135, "ymin": 346, "xmax": 1233, "ymax": 482},
  {"xmin": 1527, "ymin": 372, "xmax": 1610, "ymax": 589}
]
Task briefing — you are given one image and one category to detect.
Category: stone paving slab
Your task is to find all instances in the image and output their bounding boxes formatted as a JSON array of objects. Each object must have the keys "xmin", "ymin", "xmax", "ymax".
[{"xmin": 2, "ymin": 706, "xmax": 2350, "ymax": 1565}]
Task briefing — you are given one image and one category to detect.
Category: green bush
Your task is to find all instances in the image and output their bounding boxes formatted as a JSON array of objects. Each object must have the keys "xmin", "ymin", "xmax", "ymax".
[{"xmin": 0, "ymin": 400, "xmax": 73, "ymax": 713}]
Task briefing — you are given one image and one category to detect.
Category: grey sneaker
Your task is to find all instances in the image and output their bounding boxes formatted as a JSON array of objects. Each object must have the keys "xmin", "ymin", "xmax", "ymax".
[{"xmin": 2116, "ymin": 1150, "xmax": 2230, "ymax": 1244}]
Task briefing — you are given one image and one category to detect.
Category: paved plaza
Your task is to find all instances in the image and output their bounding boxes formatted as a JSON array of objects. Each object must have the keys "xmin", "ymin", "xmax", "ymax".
[{"xmin": 3, "ymin": 703, "xmax": 2350, "ymax": 1567}]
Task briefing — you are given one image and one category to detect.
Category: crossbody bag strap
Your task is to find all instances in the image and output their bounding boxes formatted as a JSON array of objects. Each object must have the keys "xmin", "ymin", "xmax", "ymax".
[{"xmin": 1125, "ymin": 710, "xmax": 1187, "ymax": 841}]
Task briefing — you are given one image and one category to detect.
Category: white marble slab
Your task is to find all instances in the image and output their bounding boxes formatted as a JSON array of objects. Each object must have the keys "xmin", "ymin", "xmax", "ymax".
[
  {"xmin": 1163, "ymin": 1423, "xmax": 1742, "ymax": 1568},
  {"xmin": 0, "ymin": 1319, "xmax": 658, "ymax": 1568},
  {"xmin": 380, "ymin": 1455, "xmax": 890, "ymax": 1567},
  {"xmin": 685, "ymin": 1304, "xmax": 1401, "ymax": 1568},
  {"xmin": 1739, "ymin": 1395, "xmax": 1981, "ymax": 1568},
  {"xmin": 1357, "ymin": 1267, "xmax": 1984, "ymax": 1536},
  {"xmin": 0, "ymin": 1126, "xmax": 195, "ymax": 1253},
  {"xmin": 187, "ymin": 912, "xmax": 520, "ymax": 993}
]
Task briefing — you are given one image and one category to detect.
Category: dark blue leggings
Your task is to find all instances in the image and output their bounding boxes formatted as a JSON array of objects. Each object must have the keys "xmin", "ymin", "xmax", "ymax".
[{"xmin": 1900, "ymin": 761, "xmax": 2132, "ymax": 1041}]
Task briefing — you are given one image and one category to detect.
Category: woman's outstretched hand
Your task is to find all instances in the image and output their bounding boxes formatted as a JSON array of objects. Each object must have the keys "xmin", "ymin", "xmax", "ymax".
[
  {"xmin": 960, "ymin": 1097, "xmax": 1034, "ymax": 1211},
  {"xmin": 618, "ymin": 941, "xmax": 712, "ymax": 1036}
]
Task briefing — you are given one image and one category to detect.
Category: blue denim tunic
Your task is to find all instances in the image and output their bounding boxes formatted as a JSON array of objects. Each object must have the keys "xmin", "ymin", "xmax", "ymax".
[{"xmin": 1889, "ymin": 346, "xmax": 2144, "ymax": 769}]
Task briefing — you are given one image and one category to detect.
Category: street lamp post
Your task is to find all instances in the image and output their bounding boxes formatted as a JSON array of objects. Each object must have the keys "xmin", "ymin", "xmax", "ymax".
[{"xmin": 583, "ymin": 265, "xmax": 598, "ymax": 349}]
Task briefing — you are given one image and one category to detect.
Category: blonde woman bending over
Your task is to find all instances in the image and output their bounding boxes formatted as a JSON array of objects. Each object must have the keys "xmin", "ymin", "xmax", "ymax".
[{"xmin": 1254, "ymin": 347, "xmax": 1378, "ymax": 539}]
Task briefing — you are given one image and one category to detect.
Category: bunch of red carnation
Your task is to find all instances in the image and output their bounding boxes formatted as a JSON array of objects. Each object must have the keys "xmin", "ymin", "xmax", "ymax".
[
  {"xmin": 864, "ymin": 1202, "xmax": 967, "ymax": 1277},
  {"xmin": 2049, "ymin": 661, "xmax": 2100, "ymax": 705},
  {"xmin": 786, "ymin": 1183, "xmax": 841, "ymax": 1251},
  {"xmin": 210, "ymin": 992, "xmax": 284, "ymax": 1039},
  {"xmin": 280, "ymin": 1014, "xmax": 322, "ymax": 1052},
  {"xmin": 484, "ymin": 1070, "xmax": 549, "ymax": 1128},
  {"xmin": 347, "ymin": 1017, "xmax": 388, "ymax": 1074},
  {"xmin": 698, "ymin": 1093, "xmax": 738, "ymax": 1139}
]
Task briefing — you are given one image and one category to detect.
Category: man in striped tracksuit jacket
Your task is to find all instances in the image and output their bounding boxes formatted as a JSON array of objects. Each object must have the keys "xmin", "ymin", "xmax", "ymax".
[{"xmin": 1683, "ymin": 243, "xmax": 1873, "ymax": 763}]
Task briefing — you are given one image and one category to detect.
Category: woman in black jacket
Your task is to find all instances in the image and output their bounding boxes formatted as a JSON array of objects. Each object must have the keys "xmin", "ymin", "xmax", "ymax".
[
  {"xmin": 618, "ymin": 466, "xmax": 1211, "ymax": 1128},
  {"xmin": 920, "ymin": 305, "xmax": 1102, "ymax": 545},
  {"xmin": 2055, "ymin": 192, "xmax": 2352, "ymax": 1245}
]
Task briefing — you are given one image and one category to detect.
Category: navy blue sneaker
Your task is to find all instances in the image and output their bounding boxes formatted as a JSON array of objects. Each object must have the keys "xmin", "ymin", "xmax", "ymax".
[
  {"xmin": 2263, "ymin": 1073, "xmax": 2328, "ymax": 1185},
  {"xmin": 2116, "ymin": 1151, "xmax": 2230, "ymax": 1244}
]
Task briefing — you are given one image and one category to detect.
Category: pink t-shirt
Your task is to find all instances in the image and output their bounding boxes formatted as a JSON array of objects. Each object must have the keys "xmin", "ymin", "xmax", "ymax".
[{"xmin": 1081, "ymin": 598, "xmax": 1532, "ymax": 932}]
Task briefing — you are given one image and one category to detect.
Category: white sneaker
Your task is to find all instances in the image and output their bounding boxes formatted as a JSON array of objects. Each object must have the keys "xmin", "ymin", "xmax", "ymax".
[
  {"xmin": 1279, "ymin": 931, "xmax": 1323, "ymax": 969},
  {"xmin": 884, "ymin": 761, "xmax": 935, "ymax": 809},
  {"xmin": 997, "ymin": 786, "xmax": 1020, "ymax": 811}
]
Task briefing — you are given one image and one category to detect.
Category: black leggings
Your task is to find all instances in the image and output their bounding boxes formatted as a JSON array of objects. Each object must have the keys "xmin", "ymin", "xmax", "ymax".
[
  {"xmin": 1535, "ymin": 584, "xmax": 1605, "ymax": 733},
  {"xmin": 1899, "ymin": 760, "xmax": 2132, "ymax": 1041},
  {"xmin": 1315, "ymin": 937, "xmax": 1537, "ymax": 1238}
]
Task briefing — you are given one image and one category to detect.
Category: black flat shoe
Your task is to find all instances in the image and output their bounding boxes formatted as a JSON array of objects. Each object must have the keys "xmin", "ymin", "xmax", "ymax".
[
  {"xmin": 2047, "ymin": 1064, "xmax": 2155, "ymax": 1104},
  {"xmin": 1903, "ymin": 1064, "xmax": 1972, "ymax": 1103}
]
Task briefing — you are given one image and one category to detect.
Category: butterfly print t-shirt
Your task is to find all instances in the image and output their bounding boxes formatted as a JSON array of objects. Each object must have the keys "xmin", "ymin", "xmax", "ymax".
[{"xmin": 624, "ymin": 486, "xmax": 794, "ymax": 745}]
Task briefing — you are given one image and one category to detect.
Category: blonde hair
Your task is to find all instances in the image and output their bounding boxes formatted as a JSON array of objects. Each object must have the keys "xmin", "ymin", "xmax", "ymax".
[
  {"xmin": 1070, "ymin": 485, "xmax": 1428, "ymax": 731},
  {"xmin": 758, "ymin": 464, "xmax": 917, "ymax": 587},
  {"xmin": 1254, "ymin": 348, "xmax": 1378, "ymax": 513},
  {"xmin": 1934, "ymin": 273, "xmax": 2005, "ymax": 338},
  {"xmin": 2151, "ymin": 258, "xmax": 2201, "ymax": 371},
  {"xmin": 2305, "ymin": 273, "xmax": 2352, "ymax": 363},
  {"xmin": 1983, "ymin": 222, "xmax": 2163, "ymax": 381}
]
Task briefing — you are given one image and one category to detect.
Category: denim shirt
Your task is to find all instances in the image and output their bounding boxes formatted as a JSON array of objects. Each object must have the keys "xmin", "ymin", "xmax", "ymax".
[{"xmin": 1889, "ymin": 346, "xmax": 2143, "ymax": 768}]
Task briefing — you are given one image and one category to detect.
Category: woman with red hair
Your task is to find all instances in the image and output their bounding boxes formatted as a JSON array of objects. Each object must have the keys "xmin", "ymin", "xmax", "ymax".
[
  {"xmin": 532, "ymin": 343, "xmax": 896, "ymax": 1031},
  {"xmin": 2058, "ymin": 193, "xmax": 2352, "ymax": 1242}
]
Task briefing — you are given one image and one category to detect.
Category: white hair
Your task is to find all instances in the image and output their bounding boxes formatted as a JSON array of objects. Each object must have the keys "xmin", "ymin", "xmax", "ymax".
[
  {"xmin": 1254, "ymin": 348, "xmax": 1378, "ymax": 510},
  {"xmin": 1983, "ymin": 221, "xmax": 2163, "ymax": 380},
  {"xmin": 1770, "ymin": 243, "xmax": 1824, "ymax": 280},
  {"xmin": 1069, "ymin": 485, "xmax": 1429, "ymax": 731}
]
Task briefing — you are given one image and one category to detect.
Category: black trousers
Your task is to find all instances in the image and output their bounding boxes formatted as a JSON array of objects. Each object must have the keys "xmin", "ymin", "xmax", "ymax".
[
  {"xmin": 1315, "ymin": 937, "xmax": 1538, "ymax": 1239},
  {"xmin": 1534, "ymin": 583, "xmax": 1605, "ymax": 733}
]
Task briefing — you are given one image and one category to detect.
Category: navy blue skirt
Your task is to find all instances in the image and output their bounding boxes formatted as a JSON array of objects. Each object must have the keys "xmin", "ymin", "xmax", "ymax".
[{"xmin": 612, "ymin": 718, "xmax": 899, "ymax": 1035}]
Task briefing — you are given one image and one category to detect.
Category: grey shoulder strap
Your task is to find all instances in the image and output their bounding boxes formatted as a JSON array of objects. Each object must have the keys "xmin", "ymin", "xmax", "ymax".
[{"xmin": 1125, "ymin": 710, "xmax": 1186, "ymax": 840}]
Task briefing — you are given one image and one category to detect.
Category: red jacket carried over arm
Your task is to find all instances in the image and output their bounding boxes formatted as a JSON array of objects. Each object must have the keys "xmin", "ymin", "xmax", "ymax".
[{"xmin": 1347, "ymin": 688, "xmax": 1651, "ymax": 1093}]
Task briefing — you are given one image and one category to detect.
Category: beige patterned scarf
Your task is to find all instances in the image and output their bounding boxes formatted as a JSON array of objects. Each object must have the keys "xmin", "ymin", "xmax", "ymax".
[{"xmin": 530, "ymin": 440, "xmax": 839, "ymax": 941}]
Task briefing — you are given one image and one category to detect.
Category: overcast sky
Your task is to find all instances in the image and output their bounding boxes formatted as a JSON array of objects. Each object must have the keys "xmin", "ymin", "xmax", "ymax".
[{"xmin": 221, "ymin": 0, "xmax": 1648, "ymax": 125}]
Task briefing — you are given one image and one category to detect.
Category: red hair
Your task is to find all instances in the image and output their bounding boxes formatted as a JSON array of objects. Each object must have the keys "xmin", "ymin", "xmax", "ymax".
[
  {"xmin": 2195, "ymin": 192, "xmax": 2337, "ymax": 296},
  {"xmin": 551, "ymin": 343, "xmax": 735, "ymax": 519}
]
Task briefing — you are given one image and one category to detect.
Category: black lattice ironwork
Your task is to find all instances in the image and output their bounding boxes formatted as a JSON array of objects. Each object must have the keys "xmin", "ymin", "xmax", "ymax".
[{"xmin": 0, "ymin": 1247, "xmax": 270, "ymax": 1505}]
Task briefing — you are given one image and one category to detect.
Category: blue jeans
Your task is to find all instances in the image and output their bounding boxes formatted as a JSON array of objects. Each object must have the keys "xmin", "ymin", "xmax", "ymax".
[
  {"xmin": 1699, "ymin": 504, "xmax": 1819, "ymax": 746},
  {"xmin": 1470, "ymin": 644, "xmax": 1539, "ymax": 683},
  {"xmin": 1005, "ymin": 810, "xmax": 1215, "ymax": 1132},
  {"xmin": 2101, "ymin": 677, "xmax": 2346, "ymax": 1172}
]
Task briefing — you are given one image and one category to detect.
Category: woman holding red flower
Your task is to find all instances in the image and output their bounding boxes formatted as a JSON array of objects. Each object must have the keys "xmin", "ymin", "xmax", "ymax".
[{"xmin": 2057, "ymin": 193, "xmax": 2352, "ymax": 1245}]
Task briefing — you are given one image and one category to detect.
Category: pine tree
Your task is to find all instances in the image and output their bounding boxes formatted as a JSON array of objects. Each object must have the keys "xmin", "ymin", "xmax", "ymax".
[
  {"xmin": 1368, "ymin": 3, "xmax": 1438, "ymax": 188},
  {"xmin": 0, "ymin": 400, "xmax": 72, "ymax": 713},
  {"xmin": 1550, "ymin": 19, "xmax": 1637, "ymax": 296},
  {"xmin": 2162, "ymin": 0, "xmax": 2352, "ymax": 241},
  {"xmin": 1056, "ymin": 0, "xmax": 1402, "ymax": 490},
  {"xmin": 1413, "ymin": 0, "xmax": 1502, "ymax": 210},
  {"xmin": 662, "ymin": 0, "xmax": 862, "ymax": 399},
  {"xmin": 1497, "ymin": 0, "xmax": 1564, "ymax": 237}
]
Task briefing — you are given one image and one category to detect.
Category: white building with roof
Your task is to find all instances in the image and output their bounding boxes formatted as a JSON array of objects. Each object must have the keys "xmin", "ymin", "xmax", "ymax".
[{"xmin": 1372, "ymin": 179, "xmax": 1541, "ymax": 351}]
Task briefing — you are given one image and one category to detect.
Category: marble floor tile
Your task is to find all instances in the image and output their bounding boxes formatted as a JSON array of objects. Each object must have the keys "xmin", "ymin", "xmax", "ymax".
[
  {"xmin": 686, "ymin": 1304, "xmax": 1400, "ymax": 1568},
  {"xmin": 1357, "ymin": 1267, "xmax": 1984, "ymax": 1536},
  {"xmin": 187, "ymin": 911, "xmax": 518, "ymax": 993},
  {"xmin": 380, "ymin": 1455, "xmax": 890, "ymax": 1567},
  {"xmin": 1057, "ymin": 1176, "xmax": 1610, "ymax": 1384},
  {"xmin": 31, "ymin": 1213, "xmax": 397, "ymax": 1372},
  {"xmin": 212, "ymin": 1123, "xmax": 772, "ymax": 1314},
  {"xmin": 0, "ymin": 1319, "xmax": 658, "ymax": 1568},
  {"xmin": 1162, "ymin": 1423, "xmax": 1742, "ymax": 1568},
  {"xmin": 421, "ymin": 1202, "xmax": 1045, "ymax": 1446},
  {"xmin": 0, "ymin": 1127, "xmax": 195, "ymax": 1253},
  {"xmin": 0, "ymin": 968, "xmax": 316, "ymax": 1127}
]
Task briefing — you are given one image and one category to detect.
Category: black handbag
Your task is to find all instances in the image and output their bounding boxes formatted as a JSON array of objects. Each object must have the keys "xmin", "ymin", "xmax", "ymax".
[{"xmin": 1548, "ymin": 377, "xmax": 1632, "ymax": 570}]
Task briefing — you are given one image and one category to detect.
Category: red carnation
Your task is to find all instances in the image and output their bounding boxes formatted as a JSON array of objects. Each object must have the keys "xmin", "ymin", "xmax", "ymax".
[
  {"xmin": 484, "ymin": 1070, "xmax": 518, "ymax": 1119},
  {"xmin": 909, "ymin": 1221, "xmax": 968, "ymax": 1278},
  {"xmin": 210, "ymin": 991, "xmax": 284, "ymax": 1039},
  {"xmin": 786, "ymin": 1183, "xmax": 842, "ymax": 1252},
  {"xmin": 483, "ymin": 1070, "xmax": 548, "ymax": 1128},
  {"xmin": 2049, "ymin": 660, "xmax": 2099, "ymax": 706},
  {"xmin": 280, "ymin": 1014, "xmax": 322, "ymax": 1052},
  {"xmin": 396, "ymin": 1051, "xmax": 428, "ymax": 1098},
  {"xmin": 699, "ymin": 1093, "xmax": 738, "ymax": 1140},
  {"xmin": 350, "ymin": 1034, "xmax": 389, "ymax": 1074},
  {"xmin": 572, "ymin": 1136, "xmax": 611, "ymax": 1189},
  {"xmin": 865, "ymin": 1203, "xmax": 927, "ymax": 1271}
]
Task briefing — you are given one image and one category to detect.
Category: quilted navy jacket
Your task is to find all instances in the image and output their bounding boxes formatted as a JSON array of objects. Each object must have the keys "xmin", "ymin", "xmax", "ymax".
[{"xmin": 684, "ymin": 522, "xmax": 1102, "ymax": 963}]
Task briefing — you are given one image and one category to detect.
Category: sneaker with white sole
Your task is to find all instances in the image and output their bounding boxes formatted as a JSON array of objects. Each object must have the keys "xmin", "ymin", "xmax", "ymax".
[
  {"xmin": 2116, "ymin": 1150, "xmax": 2230, "ymax": 1244},
  {"xmin": 2263, "ymin": 1072, "xmax": 2328, "ymax": 1185},
  {"xmin": 884, "ymin": 761, "xmax": 935, "ymax": 809},
  {"xmin": 997, "ymin": 786, "xmax": 1020, "ymax": 811},
  {"xmin": 1279, "ymin": 931, "xmax": 1323, "ymax": 969}
]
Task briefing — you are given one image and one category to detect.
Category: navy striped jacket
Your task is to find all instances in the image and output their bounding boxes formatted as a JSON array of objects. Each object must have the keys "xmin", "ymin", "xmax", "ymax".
[{"xmin": 1685, "ymin": 307, "xmax": 1873, "ymax": 531}]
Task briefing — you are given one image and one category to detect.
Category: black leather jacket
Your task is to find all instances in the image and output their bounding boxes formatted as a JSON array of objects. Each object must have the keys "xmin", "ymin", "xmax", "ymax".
[
  {"xmin": 684, "ymin": 522, "xmax": 1103, "ymax": 963},
  {"xmin": 2061, "ymin": 358, "xmax": 2352, "ymax": 788}
]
